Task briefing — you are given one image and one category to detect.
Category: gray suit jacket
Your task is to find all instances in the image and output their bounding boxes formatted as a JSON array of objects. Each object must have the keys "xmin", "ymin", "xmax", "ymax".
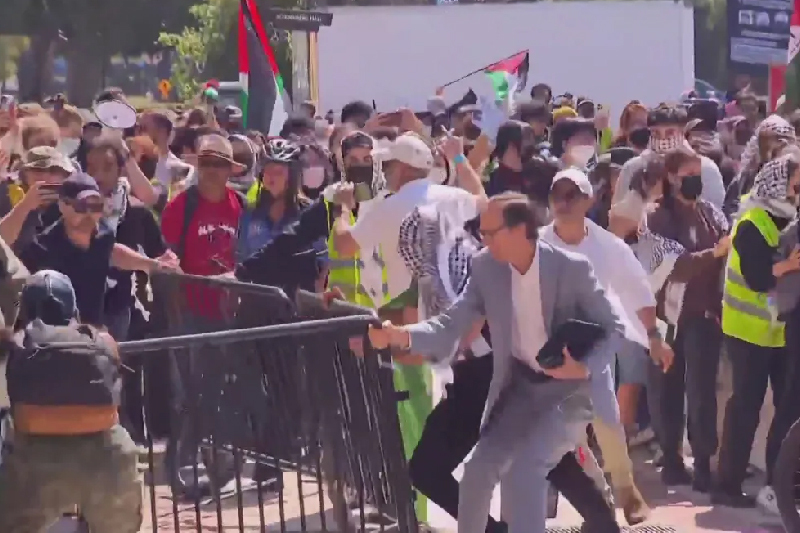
[{"xmin": 407, "ymin": 240, "xmax": 624, "ymax": 418}]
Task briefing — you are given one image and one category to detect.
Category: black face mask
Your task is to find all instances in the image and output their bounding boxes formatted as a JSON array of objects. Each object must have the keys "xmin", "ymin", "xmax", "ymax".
[
  {"xmin": 303, "ymin": 185, "xmax": 324, "ymax": 200},
  {"xmin": 628, "ymin": 127, "xmax": 651, "ymax": 148},
  {"xmin": 346, "ymin": 165, "xmax": 373, "ymax": 184},
  {"xmin": 679, "ymin": 174, "xmax": 703, "ymax": 200}
]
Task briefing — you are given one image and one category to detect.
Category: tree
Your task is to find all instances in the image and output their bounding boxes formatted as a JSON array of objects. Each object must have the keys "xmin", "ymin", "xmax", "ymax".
[
  {"xmin": 3, "ymin": 0, "xmax": 196, "ymax": 105},
  {"xmin": 693, "ymin": 0, "xmax": 729, "ymax": 89},
  {"xmin": 158, "ymin": 0, "xmax": 239, "ymax": 100},
  {"xmin": 0, "ymin": 36, "xmax": 30, "ymax": 88},
  {"xmin": 159, "ymin": 0, "xmax": 298, "ymax": 101}
]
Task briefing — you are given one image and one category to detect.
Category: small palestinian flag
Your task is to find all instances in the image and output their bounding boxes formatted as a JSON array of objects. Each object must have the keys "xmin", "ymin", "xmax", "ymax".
[
  {"xmin": 786, "ymin": 0, "xmax": 800, "ymax": 108},
  {"xmin": 238, "ymin": 0, "xmax": 290, "ymax": 135},
  {"xmin": 484, "ymin": 50, "xmax": 529, "ymax": 101}
]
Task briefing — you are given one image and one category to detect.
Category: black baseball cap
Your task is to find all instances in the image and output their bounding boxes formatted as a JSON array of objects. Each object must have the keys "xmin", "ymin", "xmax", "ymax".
[
  {"xmin": 20, "ymin": 270, "xmax": 77, "ymax": 325},
  {"xmin": 59, "ymin": 172, "xmax": 102, "ymax": 202},
  {"xmin": 596, "ymin": 147, "xmax": 636, "ymax": 169}
]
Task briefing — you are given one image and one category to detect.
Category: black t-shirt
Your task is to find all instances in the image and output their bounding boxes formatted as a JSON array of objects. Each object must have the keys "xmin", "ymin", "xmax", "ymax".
[
  {"xmin": 18, "ymin": 221, "xmax": 116, "ymax": 325},
  {"xmin": 105, "ymin": 204, "xmax": 166, "ymax": 318},
  {"xmin": 11, "ymin": 203, "xmax": 62, "ymax": 255}
]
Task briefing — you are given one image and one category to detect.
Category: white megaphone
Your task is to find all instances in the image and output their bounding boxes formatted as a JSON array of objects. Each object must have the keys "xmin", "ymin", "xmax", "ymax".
[{"xmin": 93, "ymin": 94, "xmax": 137, "ymax": 130}]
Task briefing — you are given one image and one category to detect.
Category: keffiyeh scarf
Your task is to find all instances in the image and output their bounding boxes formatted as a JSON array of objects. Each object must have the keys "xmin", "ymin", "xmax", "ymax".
[
  {"xmin": 104, "ymin": 178, "xmax": 130, "ymax": 232},
  {"xmin": 739, "ymin": 154, "xmax": 798, "ymax": 220},
  {"xmin": 397, "ymin": 204, "xmax": 477, "ymax": 317},
  {"xmin": 734, "ymin": 115, "xmax": 795, "ymax": 193}
]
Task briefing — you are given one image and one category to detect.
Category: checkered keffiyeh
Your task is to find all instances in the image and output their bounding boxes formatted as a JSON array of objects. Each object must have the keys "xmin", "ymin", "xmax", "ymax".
[
  {"xmin": 735, "ymin": 115, "xmax": 795, "ymax": 191},
  {"xmin": 736, "ymin": 154, "xmax": 799, "ymax": 220},
  {"xmin": 751, "ymin": 155, "xmax": 793, "ymax": 200},
  {"xmin": 398, "ymin": 204, "xmax": 478, "ymax": 317}
]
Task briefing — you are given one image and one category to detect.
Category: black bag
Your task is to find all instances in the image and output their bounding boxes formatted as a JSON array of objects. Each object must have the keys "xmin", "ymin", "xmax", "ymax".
[
  {"xmin": 7, "ymin": 320, "xmax": 121, "ymax": 407},
  {"xmin": 537, "ymin": 319, "xmax": 607, "ymax": 369}
]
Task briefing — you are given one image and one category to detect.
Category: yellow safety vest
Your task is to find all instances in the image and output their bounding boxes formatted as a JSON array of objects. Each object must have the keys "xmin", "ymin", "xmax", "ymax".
[
  {"xmin": 721, "ymin": 206, "xmax": 785, "ymax": 348},
  {"xmin": 246, "ymin": 181, "xmax": 260, "ymax": 206},
  {"xmin": 7, "ymin": 183, "xmax": 23, "ymax": 208},
  {"xmin": 324, "ymin": 199, "xmax": 389, "ymax": 308}
]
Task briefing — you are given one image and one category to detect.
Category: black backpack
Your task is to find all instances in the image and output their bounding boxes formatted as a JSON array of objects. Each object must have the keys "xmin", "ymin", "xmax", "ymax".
[{"xmin": 7, "ymin": 321, "xmax": 120, "ymax": 407}]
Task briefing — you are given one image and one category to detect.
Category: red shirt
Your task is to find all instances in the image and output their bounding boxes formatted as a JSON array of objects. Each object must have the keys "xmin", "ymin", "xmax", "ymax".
[{"xmin": 161, "ymin": 189, "xmax": 243, "ymax": 317}]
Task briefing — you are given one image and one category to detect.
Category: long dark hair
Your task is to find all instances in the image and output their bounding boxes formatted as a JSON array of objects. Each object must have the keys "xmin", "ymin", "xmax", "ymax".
[{"xmin": 255, "ymin": 162, "xmax": 308, "ymax": 217}]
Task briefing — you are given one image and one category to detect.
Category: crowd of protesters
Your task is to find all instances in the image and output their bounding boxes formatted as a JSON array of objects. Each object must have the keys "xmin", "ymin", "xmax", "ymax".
[{"xmin": 0, "ymin": 81, "xmax": 797, "ymax": 533}]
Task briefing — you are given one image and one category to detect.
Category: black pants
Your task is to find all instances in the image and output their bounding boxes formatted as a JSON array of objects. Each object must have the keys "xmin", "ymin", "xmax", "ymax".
[
  {"xmin": 647, "ymin": 317, "xmax": 722, "ymax": 467},
  {"xmin": 717, "ymin": 335, "xmax": 788, "ymax": 490},
  {"xmin": 408, "ymin": 354, "xmax": 617, "ymax": 532},
  {"xmin": 768, "ymin": 317, "xmax": 800, "ymax": 486},
  {"xmin": 120, "ymin": 309, "xmax": 173, "ymax": 441}
]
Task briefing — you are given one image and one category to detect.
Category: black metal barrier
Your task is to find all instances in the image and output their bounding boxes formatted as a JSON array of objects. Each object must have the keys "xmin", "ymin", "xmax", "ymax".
[{"xmin": 118, "ymin": 272, "xmax": 419, "ymax": 533}]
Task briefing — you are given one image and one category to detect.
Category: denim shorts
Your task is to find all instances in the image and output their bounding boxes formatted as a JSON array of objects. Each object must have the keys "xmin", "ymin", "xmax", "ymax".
[{"xmin": 616, "ymin": 339, "xmax": 650, "ymax": 386}]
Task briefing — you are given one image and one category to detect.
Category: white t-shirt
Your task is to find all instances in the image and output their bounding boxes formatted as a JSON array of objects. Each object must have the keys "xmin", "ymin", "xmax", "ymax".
[
  {"xmin": 510, "ymin": 249, "xmax": 548, "ymax": 371},
  {"xmin": 540, "ymin": 219, "xmax": 655, "ymax": 347},
  {"xmin": 349, "ymin": 180, "xmax": 479, "ymax": 302}
]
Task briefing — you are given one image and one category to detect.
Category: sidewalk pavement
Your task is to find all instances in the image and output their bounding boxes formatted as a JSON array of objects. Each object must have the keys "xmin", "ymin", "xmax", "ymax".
[{"xmin": 139, "ymin": 447, "xmax": 789, "ymax": 532}]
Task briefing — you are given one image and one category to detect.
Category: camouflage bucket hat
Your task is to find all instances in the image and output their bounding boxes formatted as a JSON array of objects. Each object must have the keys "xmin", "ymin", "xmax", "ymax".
[{"xmin": 21, "ymin": 146, "xmax": 74, "ymax": 174}]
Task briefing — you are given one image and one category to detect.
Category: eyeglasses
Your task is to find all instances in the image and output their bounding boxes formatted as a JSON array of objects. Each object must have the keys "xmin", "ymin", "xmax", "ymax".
[
  {"xmin": 67, "ymin": 200, "xmax": 104, "ymax": 214},
  {"xmin": 198, "ymin": 157, "xmax": 230, "ymax": 169},
  {"xmin": 478, "ymin": 225, "xmax": 506, "ymax": 239}
]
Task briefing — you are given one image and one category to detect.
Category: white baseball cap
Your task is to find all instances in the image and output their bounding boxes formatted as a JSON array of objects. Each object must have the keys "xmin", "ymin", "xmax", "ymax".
[
  {"xmin": 551, "ymin": 167, "xmax": 593, "ymax": 197},
  {"xmin": 372, "ymin": 134, "xmax": 434, "ymax": 171}
]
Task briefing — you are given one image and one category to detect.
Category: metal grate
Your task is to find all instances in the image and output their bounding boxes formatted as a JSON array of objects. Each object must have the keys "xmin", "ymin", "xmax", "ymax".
[{"xmin": 546, "ymin": 525, "xmax": 675, "ymax": 533}]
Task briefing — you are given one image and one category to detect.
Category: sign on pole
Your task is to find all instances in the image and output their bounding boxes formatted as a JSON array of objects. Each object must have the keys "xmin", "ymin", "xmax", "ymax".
[{"xmin": 158, "ymin": 79, "xmax": 172, "ymax": 100}]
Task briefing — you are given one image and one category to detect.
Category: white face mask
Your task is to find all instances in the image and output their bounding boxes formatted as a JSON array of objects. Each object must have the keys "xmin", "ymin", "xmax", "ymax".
[
  {"xmin": 427, "ymin": 167, "xmax": 448, "ymax": 185},
  {"xmin": 56, "ymin": 138, "xmax": 80, "ymax": 157},
  {"xmin": 568, "ymin": 145, "xmax": 595, "ymax": 167},
  {"xmin": 302, "ymin": 166, "xmax": 326, "ymax": 189}
]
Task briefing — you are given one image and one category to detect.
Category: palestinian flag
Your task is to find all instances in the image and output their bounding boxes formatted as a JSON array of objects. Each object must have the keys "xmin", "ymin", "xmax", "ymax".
[
  {"xmin": 786, "ymin": 0, "xmax": 800, "ymax": 108},
  {"xmin": 484, "ymin": 50, "xmax": 529, "ymax": 101},
  {"xmin": 238, "ymin": 0, "xmax": 290, "ymax": 135}
]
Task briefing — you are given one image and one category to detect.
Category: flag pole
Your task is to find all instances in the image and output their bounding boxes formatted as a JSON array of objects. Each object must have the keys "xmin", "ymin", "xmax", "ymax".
[{"xmin": 439, "ymin": 49, "xmax": 528, "ymax": 89}]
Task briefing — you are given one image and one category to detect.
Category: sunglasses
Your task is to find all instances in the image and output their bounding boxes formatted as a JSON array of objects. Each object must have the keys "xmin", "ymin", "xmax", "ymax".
[
  {"xmin": 67, "ymin": 199, "xmax": 104, "ymax": 214},
  {"xmin": 198, "ymin": 156, "xmax": 231, "ymax": 169}
]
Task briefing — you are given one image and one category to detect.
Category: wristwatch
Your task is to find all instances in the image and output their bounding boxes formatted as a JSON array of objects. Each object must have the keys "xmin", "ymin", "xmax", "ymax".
[{"xmin": 646, "ymin": 326, "xmax": 662, "ymax": 341}]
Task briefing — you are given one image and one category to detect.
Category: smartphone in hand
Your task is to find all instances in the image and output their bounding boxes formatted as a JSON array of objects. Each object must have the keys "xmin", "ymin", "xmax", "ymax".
[{"xmin": 0, "ymin": 95, "xmax": 14, "ymax": 112}]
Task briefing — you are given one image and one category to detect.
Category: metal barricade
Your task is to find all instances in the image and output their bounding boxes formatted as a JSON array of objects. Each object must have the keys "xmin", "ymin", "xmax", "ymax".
[{"xmin": 118, "ymin": 273, "xmax": 419, "ymax": 533}]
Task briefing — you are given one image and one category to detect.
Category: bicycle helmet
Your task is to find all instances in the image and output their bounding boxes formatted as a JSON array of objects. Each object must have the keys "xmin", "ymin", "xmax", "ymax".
[{"xmin": 264, "ymin": 138, "xmax": 301, "ymax": 164}]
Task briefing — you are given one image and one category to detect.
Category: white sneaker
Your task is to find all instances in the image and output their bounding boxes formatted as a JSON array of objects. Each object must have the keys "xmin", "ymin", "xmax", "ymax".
[{"xmin": 757, "ymin": 486, "xmax": 780, "ymax": 516}]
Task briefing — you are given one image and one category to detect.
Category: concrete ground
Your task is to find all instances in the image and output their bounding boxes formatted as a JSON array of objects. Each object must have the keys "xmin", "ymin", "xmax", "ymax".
[{"xmin": 131, "ymin": 446, "xmax": 789, "ymax": 533}]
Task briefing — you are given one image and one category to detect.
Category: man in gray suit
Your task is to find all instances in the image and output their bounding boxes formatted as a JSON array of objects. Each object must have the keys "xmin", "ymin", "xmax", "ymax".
[{"xmin": 369, "ymin": 193, "xmax": 624, "ymax": 533}]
